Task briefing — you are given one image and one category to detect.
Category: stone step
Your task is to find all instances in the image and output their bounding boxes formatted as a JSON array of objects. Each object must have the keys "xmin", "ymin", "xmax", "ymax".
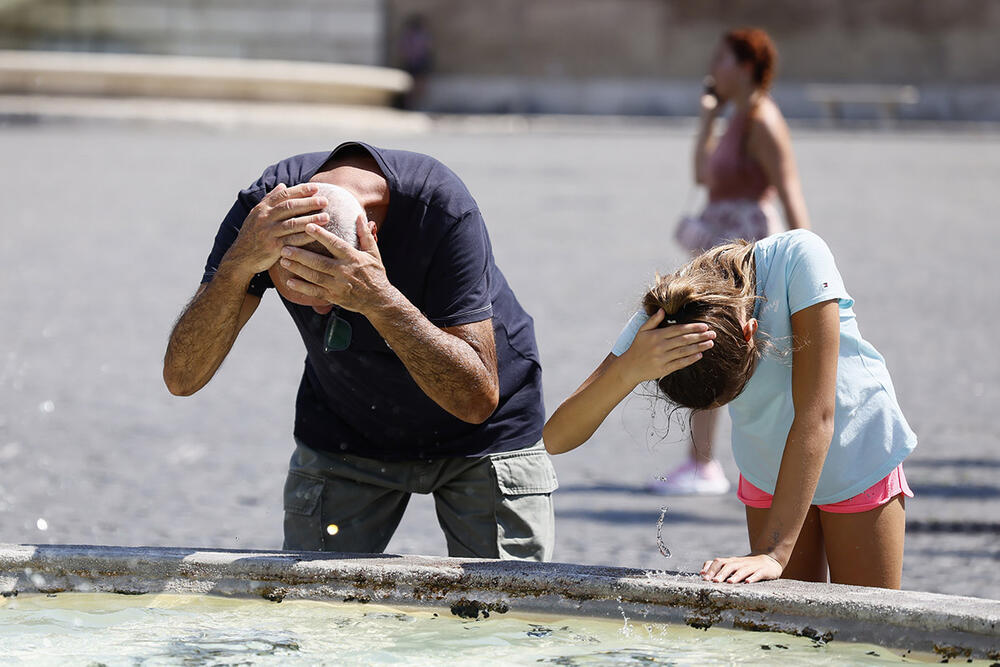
[
  {"xmin": 0, "ymin": 49, "xmax": 410, "ymax": 105},
  {"xmin": 0, "ymin": 0, "xmax": 383, "ymax": 65}
]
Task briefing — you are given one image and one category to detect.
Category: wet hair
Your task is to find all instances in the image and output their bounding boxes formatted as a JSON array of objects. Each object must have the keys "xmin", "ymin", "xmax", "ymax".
[
  {"xmin": 302, "ymin": 183, "xmax": 365, "ymax": 256},
  {"xmin": 723, "ymin": 27, "xmax": 778, "ymax": 91},
  {"xmin": 642, "ymin": 240, "xmax": 761, "ymax": 410}
]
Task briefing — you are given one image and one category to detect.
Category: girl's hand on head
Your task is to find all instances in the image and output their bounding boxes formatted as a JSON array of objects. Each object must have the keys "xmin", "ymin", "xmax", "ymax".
[
  {"xmin": 620, "ymin": 309, "xmax": 715, "ymax": 385},
  {"xmin": 700, "ymin": 553, "xmax": 783, "ymax": 584}
]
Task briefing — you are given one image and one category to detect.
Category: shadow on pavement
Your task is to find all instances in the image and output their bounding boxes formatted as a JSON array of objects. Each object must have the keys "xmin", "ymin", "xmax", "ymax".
[{"xmin": 555, "ymin": 508, "xmax": 742, "ymax": 526}]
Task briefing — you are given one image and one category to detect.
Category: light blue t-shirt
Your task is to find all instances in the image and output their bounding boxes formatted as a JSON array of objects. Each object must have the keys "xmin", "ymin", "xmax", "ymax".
[{"xmin": 612, "ymin": 230, "xmax": 917, "ymax": 504}]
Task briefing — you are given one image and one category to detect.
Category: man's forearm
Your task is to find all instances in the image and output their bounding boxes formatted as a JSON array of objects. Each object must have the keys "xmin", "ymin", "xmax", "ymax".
[
  {"xmin": 366, "ymin": 288, "xmax": 498, "ymax": 424},
  {"xmin": 163, "ymin": 259, "xmax": 255, "ymax": 396}
]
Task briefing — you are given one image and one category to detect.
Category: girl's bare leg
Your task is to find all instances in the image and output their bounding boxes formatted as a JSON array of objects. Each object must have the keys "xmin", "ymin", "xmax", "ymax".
[
  {"xmin": 746, "ymin": 505, "xmax": 828, "ymax": 582},
  {"xmin": 819, "ymin": 496, "xmax": 906, "ymax": 589},
  {"xmin": 690, "ymin": 407, "xmax": 720, "ymax": 464}
]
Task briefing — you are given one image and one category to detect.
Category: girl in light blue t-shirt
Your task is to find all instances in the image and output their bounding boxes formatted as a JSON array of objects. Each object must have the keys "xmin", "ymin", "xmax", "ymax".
[{"xmin": 543, "ymin": 230, "xmax": 916, "ymax": 589}]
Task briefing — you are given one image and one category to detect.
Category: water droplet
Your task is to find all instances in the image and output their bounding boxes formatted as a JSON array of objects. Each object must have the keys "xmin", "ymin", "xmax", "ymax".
[
  {"xmin": 326, "ymin": 524, "xmax": 339, "ymax": 536},
  {"xmin": 36, "ymin": 518, "xmax": 48, "ymax": 531},
  {"xmin": 39, "ymin": 401, "xmax": 55, "ymax": 413},
  {"xmin": 655, "ymin": 506, "xmax": 671, "ymax": 558}
]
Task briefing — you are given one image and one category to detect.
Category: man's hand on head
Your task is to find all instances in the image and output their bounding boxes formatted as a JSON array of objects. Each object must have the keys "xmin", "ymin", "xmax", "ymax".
[
  {"xmin": 279, "ymin": 215, "xmax": 395, "ymax": 316},
  {"xmin": 223, "ymin": 183, "xmax": 331, "ymax": 278}
]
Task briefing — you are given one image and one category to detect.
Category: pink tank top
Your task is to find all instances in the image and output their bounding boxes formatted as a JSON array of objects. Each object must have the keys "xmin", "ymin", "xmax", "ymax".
[{"xmin": 707, "ymin": 108, "xmax": 774, "ymax": 203}]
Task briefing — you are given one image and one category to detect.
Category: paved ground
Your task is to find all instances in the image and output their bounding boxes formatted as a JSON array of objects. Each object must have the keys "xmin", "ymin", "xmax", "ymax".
[{"xmin": 0, "ymin": 117, "xmax": 997, "ymax": 599}]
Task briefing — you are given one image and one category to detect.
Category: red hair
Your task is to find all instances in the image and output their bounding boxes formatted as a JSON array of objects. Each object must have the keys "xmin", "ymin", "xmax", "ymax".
[{"xmin": 724, "ymin": 28, "xmax": 778, "ymax": 91}]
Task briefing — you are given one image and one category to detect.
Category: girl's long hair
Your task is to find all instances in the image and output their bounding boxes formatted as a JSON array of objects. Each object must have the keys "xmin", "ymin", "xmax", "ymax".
[{"xmin": 642, "ymin": 240, "xmax": 761, "ymax": 410}]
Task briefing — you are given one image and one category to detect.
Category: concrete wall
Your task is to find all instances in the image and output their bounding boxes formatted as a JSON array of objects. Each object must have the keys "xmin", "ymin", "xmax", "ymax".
[
  {"xmin": 383, "ymin": 0, "xmax": 1000, "ymax": 118},
  {"xmin": 385, "ymin": 0, "xmax": 1000, "ymax": 83},
  {"xmin": 2, "ymin": 0, "xmax": 998, "ymax": 118},
  {"xmin": 0, "ymin": 0, "xmax": 385, "ymax": 65}
]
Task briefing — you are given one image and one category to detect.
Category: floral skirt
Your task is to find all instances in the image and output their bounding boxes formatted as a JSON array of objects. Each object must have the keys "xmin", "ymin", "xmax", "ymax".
[{"xmin": 675, "ymin": 198, "xmax": 781, "ymax": 254}]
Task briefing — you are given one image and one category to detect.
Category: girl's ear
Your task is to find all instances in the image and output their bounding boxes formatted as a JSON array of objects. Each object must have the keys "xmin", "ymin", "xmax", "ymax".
[{"xmin": 743, "ymin": 318, "xmax": 758, "ymax": 343}]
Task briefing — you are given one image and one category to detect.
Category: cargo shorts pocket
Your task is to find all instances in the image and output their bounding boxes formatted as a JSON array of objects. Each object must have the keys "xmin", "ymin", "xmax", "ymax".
[
  {"xmin": 282, "ymin": 471, "xmax": 324, "ymax": 551},
  {"xmin": 489, "ymin": 446, "xmax": 559, "ymax": 561}
]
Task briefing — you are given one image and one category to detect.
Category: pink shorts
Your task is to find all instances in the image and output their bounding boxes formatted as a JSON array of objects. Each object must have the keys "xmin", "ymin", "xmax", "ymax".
[{"xmin": 738, "ymin": 464, "xmax": 913, "ymax": 514}]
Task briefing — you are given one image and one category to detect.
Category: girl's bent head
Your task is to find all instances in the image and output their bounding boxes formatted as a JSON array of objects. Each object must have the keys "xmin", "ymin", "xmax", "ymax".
[{"xmin": 643, "ymin": 241, "xmax": 760, "ymax": 410}]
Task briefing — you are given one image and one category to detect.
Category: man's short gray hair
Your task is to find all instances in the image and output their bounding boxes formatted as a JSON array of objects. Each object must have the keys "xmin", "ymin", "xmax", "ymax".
[{"xmin": 311, "ymin": 183, "xmax": 366, "ymax": 250}]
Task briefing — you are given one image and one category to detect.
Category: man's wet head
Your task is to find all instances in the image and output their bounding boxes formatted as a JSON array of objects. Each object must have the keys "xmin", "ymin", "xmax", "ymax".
[{"xmin": 269, "ymin": 183, "xmax": 368, "ymax": 310}]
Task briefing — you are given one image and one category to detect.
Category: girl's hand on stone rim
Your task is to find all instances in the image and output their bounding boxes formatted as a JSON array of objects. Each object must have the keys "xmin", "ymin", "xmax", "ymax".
[{"xmin": 700, "ymin": 553, "xmax": 784, "ymax": 584}]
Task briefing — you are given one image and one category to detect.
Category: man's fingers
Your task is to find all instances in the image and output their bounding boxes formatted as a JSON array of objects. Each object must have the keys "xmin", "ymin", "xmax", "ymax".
[
  {"xmin": 283, "ymin": 277, "xmax": 325, "ymax": 298},
  {"xmin": 280, "ymin": 258, "xmax": 334, "ymax": 288},
  {"xmin": 281, "ymin": 232, "xmax": 316, "ymax": 247},
  {"xmin": 265, "ymin": 182, "xmax": 317, "ymax": 205},
  {"xmin": 280, "ymin": 246, "xmax": 341, "ymax": 274},
  {"xmin": 278, "ymin": 212, "xmax": 329, "ymax": 235},
  {"xmin": 303, "ymin": 222, "xmax": 353, "ymax": 258},
  {"xmin": 356, "ymin": 214, "xmax": 380, "ymax": 258},
  {"xmin": 268, "ymin": 195, "xmax": 328, "ymax": 221}
]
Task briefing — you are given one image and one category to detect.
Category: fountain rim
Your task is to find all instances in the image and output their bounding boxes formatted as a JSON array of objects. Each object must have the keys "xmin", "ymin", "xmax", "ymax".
[{"xmin": 1, "ymin": 543, "xmax": 997, "ymax": 660}]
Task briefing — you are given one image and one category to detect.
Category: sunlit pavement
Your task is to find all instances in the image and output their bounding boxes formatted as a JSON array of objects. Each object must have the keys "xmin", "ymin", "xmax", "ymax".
[{"xmin": 1, "ymin": 118, "xmax": 997, "ymax": 598}]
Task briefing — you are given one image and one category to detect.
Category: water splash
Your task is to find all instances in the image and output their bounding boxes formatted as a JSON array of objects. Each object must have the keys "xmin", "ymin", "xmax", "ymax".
[
  {"xmin": 614, "ymin": 595, "xmax": 633, "ymax": 638},
  {"xmin": 655, "ymin": 506, "xmax": 671, "ymax": 558}
]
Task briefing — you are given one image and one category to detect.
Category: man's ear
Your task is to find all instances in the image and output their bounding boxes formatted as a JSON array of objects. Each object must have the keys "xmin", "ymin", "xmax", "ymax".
[{"xmin": 743, "ymin": 318, "xmax": 758, "ymax": 343}]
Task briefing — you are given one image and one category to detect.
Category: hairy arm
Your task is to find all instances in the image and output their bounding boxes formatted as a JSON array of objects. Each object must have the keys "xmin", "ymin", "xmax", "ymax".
[
  {"xmin": 163, "ymin": 182, "xmax": 327, "ymax": 396},
  {"xmin": 278, "ymin": 218, "xmax": 500, "ymax": 424},
  {"xmin": 163, "ymin": 275, "xmax": 260, "ymax": 396},
  {"xmin": 748, "ymin": 111, "xmax": 811, "ymax": 230},
  {"xmin": 544, "ymin": 311, "xmax": 715, "ymax": 454},
  {"xmin": 368, "ymin": 301, "xmax": 499, "ymax": 424}
]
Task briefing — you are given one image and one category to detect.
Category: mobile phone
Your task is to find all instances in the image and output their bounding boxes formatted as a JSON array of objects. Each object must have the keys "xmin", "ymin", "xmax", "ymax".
[{"xmin": 703, "ymin": 76, "xmax": 719, "ymax": 102}]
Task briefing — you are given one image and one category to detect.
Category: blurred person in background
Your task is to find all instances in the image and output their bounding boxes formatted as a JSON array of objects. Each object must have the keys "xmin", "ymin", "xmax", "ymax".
[
  {"xmin": 660, "ymin": 27, "xmax": 811, "ymax": 496},
  {"xmin": 397, "ymin": 14, "xmax": 434, "ymax": 110}
]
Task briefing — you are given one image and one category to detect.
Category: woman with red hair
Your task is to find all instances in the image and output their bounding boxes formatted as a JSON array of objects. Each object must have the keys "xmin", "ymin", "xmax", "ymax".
[{"xmin": 659, "ymin": 28, "xmax": 812, "ymax": 496}]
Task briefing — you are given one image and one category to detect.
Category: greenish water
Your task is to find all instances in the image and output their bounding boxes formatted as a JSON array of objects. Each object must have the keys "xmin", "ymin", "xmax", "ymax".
[{"xmin": 0, "ymin": 592, "xmax": 948, "ymax": 665}]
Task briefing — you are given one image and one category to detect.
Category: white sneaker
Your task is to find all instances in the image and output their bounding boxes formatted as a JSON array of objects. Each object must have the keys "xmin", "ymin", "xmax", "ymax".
[{"xmin": 646, "ymin": 458, "xmax": 731, "ymax": 496}]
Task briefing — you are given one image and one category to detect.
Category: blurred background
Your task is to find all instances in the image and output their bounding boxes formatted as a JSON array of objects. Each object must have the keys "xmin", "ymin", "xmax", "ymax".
[{"xmin": 1, "ymin": 1, "xmax": 997, "ymax": 599}]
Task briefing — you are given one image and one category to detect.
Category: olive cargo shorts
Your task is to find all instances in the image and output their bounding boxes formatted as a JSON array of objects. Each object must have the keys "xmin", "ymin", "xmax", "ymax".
[{"xmin": 282, "ymin": 439, "xmax": 558, "ymax": 561}]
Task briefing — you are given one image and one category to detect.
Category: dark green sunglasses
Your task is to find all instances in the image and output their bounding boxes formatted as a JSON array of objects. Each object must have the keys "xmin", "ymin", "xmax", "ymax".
[{"xmin": 324, "ymin": 308, "xmax": 352, "ymax": 352}]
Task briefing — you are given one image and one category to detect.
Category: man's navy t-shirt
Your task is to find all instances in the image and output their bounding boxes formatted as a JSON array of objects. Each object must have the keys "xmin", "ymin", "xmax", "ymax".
[{"xmin": 201, "ymin": 142, "xmax": 544, "ymax": 461}]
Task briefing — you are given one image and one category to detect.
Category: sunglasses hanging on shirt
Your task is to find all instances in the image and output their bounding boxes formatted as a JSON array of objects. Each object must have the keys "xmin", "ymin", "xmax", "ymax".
[{"xmin": 324, "ymin": 307, "xmax": 352, "ymax": 352}]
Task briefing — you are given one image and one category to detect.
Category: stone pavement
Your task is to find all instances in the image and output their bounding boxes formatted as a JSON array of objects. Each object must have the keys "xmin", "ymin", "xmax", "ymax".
[{"xmin": 0, "ymin": 118, "xmax": 997, "ymax": 598}]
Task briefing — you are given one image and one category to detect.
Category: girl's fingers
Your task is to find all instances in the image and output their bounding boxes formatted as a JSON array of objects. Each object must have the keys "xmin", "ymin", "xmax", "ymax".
[
  {"xmin": 657, "ymin": 322, "xmax": 711, "ymax": 339},
  {"xmin": 713, "ymin": 562, "xmax": 740, "ymax": 583},
  {"xmin": 638, "ymin": 309, "xmax": 665, "ymax": 331},
  {"xmin": 700, "ymin": 560, "xmax": 713, "ymax": 574},
  {"xmin": 703, "ymin": 558, "xmax": 726, "ymax": 579},
  {"xmin": 727, "ymin": 566, "xmax": 754, "ymax": 584}
]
